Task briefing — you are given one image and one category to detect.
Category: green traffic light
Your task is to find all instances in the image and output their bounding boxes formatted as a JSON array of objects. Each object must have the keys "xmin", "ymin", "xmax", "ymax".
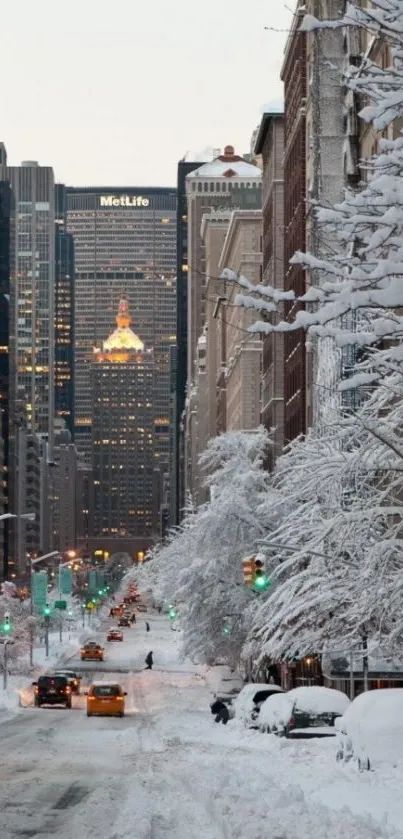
[
  {"xmin": 2, "ymin": 620, "xmax": 11, "ymax": 634},
  {"xmin": 169, "ymin": 608, "xmax": 177, "ymax": 620},
  {"xmin": 253, "ymin": 573, "xmax": 271, "ymax": 591}
]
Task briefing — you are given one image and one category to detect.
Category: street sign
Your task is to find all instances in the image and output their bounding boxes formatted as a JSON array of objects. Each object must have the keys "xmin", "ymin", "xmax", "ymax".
[
  {"xmin": 54, "ymin": 600, "xmax": 67, "ymax": 610},
  {"xmin": 59, "ymin": 567, "xmax": 73, "ymax": 595},
  {"xmin": 32, "ymin": 570, "xmax": 48, "ymax": 612},
  {"xmin": 96, "ymin": 570, "xmax": 105, "ymax": 590},
  {"xmin": 88, "ymin": 570, "xmax": 97, "ymax": 595}
]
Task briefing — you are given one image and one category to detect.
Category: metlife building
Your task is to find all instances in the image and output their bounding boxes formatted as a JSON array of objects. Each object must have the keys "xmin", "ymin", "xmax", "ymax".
[{"xmin": 65, "ymin": 187, "xmax": 177, "ymax": 471}]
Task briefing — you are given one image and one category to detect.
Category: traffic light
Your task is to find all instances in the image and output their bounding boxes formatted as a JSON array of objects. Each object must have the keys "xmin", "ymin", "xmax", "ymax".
[
  {"xmin": 169, "ymin": 607, "xmax": 177, "ymax": 620},
  {"xmin": 43, "ymin": 604, "xmax": 51, "ymax": 617},
  {"xmin": 242, "ymin": 556, "xmax": 256, "ymax": 586},
  {"xmin": 2, "ymin": 613, "xmax": 11, "ymax": 634},
  {"xmin": 253, "ymin": 559, "xmax": 271, "ymax": 592}
]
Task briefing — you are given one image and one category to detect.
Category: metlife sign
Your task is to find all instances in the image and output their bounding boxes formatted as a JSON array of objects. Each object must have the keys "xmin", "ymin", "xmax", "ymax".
[{"xmin": 99, "ymin": 195, "xmax": 150, "ymax": 208}]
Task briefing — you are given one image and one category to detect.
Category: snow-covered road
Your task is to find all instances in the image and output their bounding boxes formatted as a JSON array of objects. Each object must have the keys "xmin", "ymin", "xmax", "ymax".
[{"xmin": 1, "ymin": 611, "xmax": 401, "ymax": 838}]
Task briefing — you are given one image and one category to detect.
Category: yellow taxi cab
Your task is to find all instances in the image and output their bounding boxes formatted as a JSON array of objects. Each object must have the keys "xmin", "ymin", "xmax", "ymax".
[
  {"xmin": 80, "ymin": 642, "xmax": 104, "ymax": 661},
  {"xmin": 86, "ymin": 682, "xmax": 127, "ymax": 717}
]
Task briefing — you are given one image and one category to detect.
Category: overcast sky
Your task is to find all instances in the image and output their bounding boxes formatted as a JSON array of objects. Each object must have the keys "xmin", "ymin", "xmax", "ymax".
[{"xmin": 2, "ymin": 0, "xmax": 293, "ymax": 187}]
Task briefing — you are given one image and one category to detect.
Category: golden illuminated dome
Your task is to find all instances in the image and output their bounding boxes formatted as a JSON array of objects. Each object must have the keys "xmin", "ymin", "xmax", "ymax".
[{"xmin": 103, "ymin": 297, "xmax": 144, "ymax": 352}]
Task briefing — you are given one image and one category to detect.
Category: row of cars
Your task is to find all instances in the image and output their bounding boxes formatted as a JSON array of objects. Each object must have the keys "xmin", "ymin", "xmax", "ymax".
[
  {"xmin": 32, "ymin": 672, "xmax": 128, "ymax": 717},
  {"xmin": 213, "ymin": 667, "xmax": 403, "ymax": 770}
]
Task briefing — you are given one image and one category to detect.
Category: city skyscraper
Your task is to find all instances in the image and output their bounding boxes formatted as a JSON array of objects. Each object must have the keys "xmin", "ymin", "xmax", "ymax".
[
  {"xmin": 173, "ymin": 159, "xmax": 203, "ymax": 526},
  {"xmin": 0, "ymin": 160, "xmax": 55, "ymax": 443},
  {"xmin": 0, "ymin": 159, "xmax": 56, "ymax": 573},
  {"xmin": 65, "ymin": 187, "xmax": 176, "ymax": 502},
  {"xmin": 0, "ymin": 178, "xmax": 11, "ymax": 577},
  {"xmin": 90, "ymin": 298, "xmax": 155, "ymax": 558},
  {"xmin": 55, "ymin": 185, "xmax": 75, "ymax": 437},
  {"xmin": 183, "ymin": 147, "xmax": 262, "ymax": 509}
]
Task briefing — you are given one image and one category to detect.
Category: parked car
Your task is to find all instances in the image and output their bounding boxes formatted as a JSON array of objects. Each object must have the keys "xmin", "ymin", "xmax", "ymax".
[
  {"xmin": 207, "ymin": 665, "xmax": 244, "ymax": 704},
  {"xmin": 86, "ymin": 681, "xmax": 127, "ymax": 717},
  {"xmin": 107, "ymin": 627, "xmax": 124, "ymax": 642},
  {"xmin": 259, "ymin": 685, "xmax": 350, "ymax": 738},
  {"xmin": 335, "ymin": 688, "xmax": 403, "ymax": 771},
  {"xmin": 136, "ymin": 603, "xmax": 147, "ymax": 612},
  {"xmin": 234, "ymin": 683, "xmax": 285, "ymax": 728},
  {"xmin": 52, "ymin": 669, "xmax": 81, "ymax": 694},
  {"xmin": 32, "ymin": 675, "xmax": 72, "ymax": 708}
]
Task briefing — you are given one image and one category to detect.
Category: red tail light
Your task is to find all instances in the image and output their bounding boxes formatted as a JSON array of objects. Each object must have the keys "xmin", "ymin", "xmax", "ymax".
[{"xmin": 288, "ymin": 717, "xmax": 295, "ymax": 729}]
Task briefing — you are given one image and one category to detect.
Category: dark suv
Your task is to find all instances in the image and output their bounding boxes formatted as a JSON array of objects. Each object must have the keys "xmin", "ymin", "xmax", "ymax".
[{"xmin": 32, "ymin": 675, "xmax": 72, "ymax": 708}]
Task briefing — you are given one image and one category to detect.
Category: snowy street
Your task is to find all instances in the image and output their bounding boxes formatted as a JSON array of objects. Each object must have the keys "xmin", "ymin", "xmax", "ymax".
[{"xmin": 0, "ymin": 609, "xmax": 401, "ymax": 839}]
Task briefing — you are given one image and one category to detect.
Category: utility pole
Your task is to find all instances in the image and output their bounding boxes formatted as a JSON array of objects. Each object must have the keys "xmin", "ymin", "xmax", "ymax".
[
  {"xmin": 3, "ymin": 640, "xmax": 8, "ymax": 690},
  {"xmin": 362, "ymin": 634, "xmax": 369, "ymax": 692},
  {"xmin": 45, "ymin": 617, "xmax": 50, "ymax": 658},
  {"xmin": 2, "ymin": 612, "xmax": 12, "ymax": 689}
]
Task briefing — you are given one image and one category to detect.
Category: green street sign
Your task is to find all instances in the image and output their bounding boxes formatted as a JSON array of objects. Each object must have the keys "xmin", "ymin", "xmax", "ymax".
[
  {"xmin": 88, "ymin": 570, "xmax": 97, "ymax": 595},
  {"xmin": 54, "ymin": 600, "xmax": 67, "ymax": 610},
  {"xmin": 32, "ymin": 570, "xmax": 48, "ymax": 613},
  {"xmin": 59, "ymin": 567, "xmax": 73, "ymax": 595}
]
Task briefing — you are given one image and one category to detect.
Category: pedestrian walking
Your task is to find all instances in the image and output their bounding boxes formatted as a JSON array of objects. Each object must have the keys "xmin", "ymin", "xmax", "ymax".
[
  {"xmin": 157, "ymin": 606, "xmax": 162, "ymax": 614},
  {"xmin": 145, "ymin": 651, "xmax": 153, "ymax": 670},
  {"xmin": 145, "ymin": 621, "xmax": 150, "ymax": 632}
]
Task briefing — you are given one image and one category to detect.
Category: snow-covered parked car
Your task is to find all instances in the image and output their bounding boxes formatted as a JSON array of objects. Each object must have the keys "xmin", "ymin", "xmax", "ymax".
[
  {"xmin": 233, "ymin": 683, "xmax": 284, "ymax": 728},
  {"xmin": 335, "ymin": 688, "xmax": 403, "ymax": 771},
  {"xmin": 259, "ymin": 686, "xmax": 350, "ymax": 738},
  {"xmin": 207, "ymin": 665, "xmax": 244, "ymax": 704}
]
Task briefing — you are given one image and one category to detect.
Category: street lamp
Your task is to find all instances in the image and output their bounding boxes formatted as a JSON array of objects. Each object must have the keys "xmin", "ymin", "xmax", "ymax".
[{"xmin": 0, "ymin": 512, "xmax": 36, "ymax": 523}]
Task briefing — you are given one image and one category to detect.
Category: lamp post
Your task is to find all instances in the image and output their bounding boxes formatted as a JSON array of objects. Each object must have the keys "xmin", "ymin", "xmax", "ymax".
[{"xmin": 57, "ymin": 557, "xmax": 76, "ymax": 642}]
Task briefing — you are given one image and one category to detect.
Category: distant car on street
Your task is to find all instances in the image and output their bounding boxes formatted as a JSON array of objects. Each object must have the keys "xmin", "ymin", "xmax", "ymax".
[
  {"xmin": 107, "ymin": 627, "xmax": 124, "ymax": 642},
  {"xmin": 118, "ymin": 615, "xmax": 131, "ymax": 627},
  {"xmin": 335, "ymin": 688, "xmax": 403, "ymax": 770},
  {"xmin": 136, "ymin": 603, "xmax": 147, "ymax": 612},
  {"xmin": 52, "ymin": 669, "xmax": 81, "ymax": 694},
  {"xmin": 234, "ymin": 683, "xmax": 285, "ymax": 728},
  {"xmin": 32, "ymin": 675, "xmax": 72, "ymax": 708},
  {"xmin": 86, "ymin": 681, "xmax": 127, "ymax": 717},
  {"xmin": 81, "ymin": 642, "xmax": 104, "ymax": 661},
  {"xmin": 259, "ymin": 686, "xmax": 350, "ymax": 738}
]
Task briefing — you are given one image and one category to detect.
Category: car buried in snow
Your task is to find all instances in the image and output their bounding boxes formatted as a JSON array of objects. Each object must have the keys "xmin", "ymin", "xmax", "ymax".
[
  {"xmin": 259, "ymin": 686, "xmax": 350, "ymax": 738},
  {"xmin": 335, "ymin": 688, "xmax": 403, "ymax": 770},
  {"xmin": 233, "ymin": 683, "xmax": 285, "ymax": 728}
]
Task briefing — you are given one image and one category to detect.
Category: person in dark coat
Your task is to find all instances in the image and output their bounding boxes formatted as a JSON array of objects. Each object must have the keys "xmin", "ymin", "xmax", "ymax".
[
  {"xmin": 145, "ymin": 651, "xmax": 153, "ymax": 670},
  {"xmin": 145, "ymin": 621, "xmax": 150, "ymax": 632},
  {"xmin": 210, "ymin": 699, "xmax": 230, "ymax": 725}
]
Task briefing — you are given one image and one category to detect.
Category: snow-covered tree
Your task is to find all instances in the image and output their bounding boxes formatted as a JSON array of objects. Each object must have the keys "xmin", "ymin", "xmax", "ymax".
[
  {"xmin": 139, "ymin": 428, "xmax": 284, "ymax": 666},
  {"xmin": 243, "ymin": 364, "xmax": 403, "ymax": 663},
  {"xmin": 0, "ymin": 596, "xmax": 36, "ymax": 672}
]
